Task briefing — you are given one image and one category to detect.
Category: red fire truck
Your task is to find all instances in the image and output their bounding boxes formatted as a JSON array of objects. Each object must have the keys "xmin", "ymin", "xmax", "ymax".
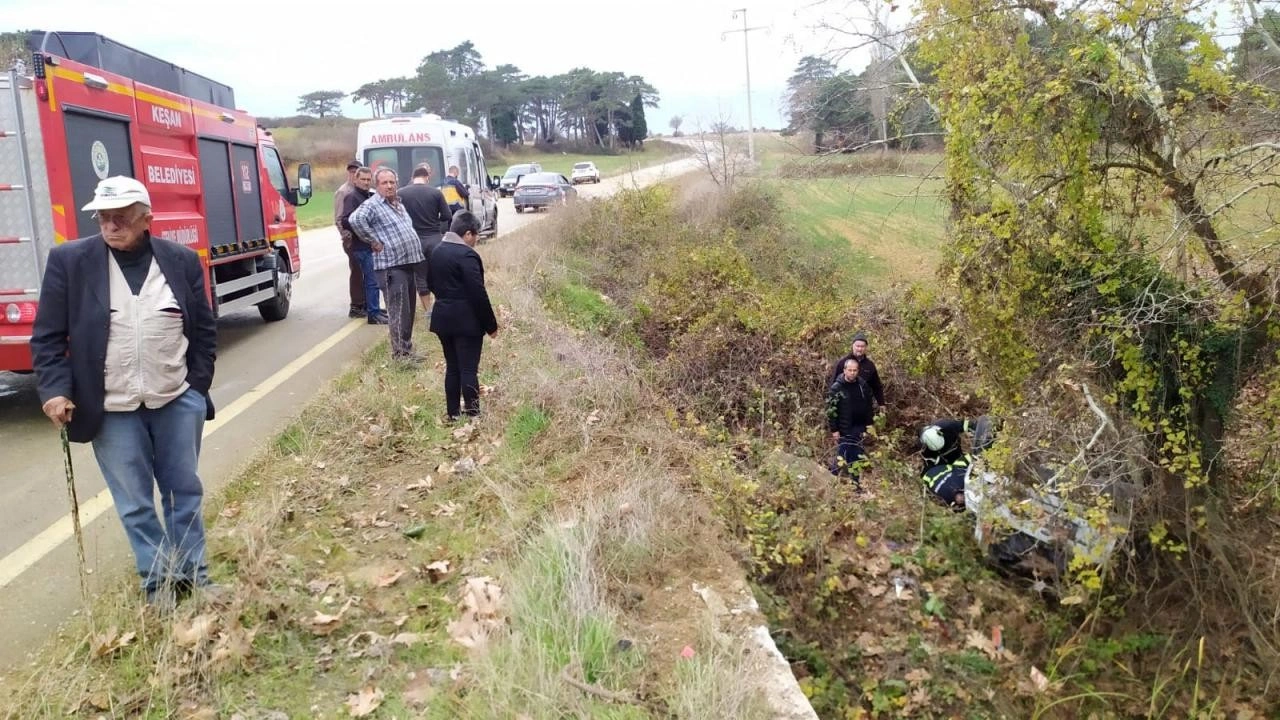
[{"xmin": 0, "ymin": 31, "xmax": 312, "ymax": 372}]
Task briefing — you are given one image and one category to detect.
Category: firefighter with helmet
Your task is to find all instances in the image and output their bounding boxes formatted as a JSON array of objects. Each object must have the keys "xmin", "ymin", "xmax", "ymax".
[{"xmin": 920, "ymin": 417, "xmax": 994, "ymax": 509}]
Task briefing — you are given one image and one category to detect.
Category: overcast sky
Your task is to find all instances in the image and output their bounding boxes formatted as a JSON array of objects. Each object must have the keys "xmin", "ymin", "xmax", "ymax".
[{"xmin": 0, "ymin": 0, "xmax": 884, "ymax": 133}]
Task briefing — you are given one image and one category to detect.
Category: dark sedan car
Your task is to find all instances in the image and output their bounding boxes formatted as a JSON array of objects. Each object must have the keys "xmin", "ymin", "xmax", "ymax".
[{"xmin": 513, "ymin": 172, "xmax": 578, "ymax": 213}]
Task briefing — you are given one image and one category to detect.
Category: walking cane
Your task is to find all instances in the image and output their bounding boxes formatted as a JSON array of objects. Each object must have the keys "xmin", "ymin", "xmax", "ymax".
[{"xmin": 60, "ymin": 426, "xmax": 92, "ymax": 617}]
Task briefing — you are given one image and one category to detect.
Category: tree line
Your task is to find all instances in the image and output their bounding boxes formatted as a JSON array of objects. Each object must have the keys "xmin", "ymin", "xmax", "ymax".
[{"xmin": 297, "ymin": 41, "xmax": 658, "ymax": 149}]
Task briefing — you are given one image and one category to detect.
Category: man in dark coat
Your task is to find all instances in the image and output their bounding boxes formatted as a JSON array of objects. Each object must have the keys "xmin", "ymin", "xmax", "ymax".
[
  {"xmin": 398, "ymin": 163, "xmax": 452, "ymax": 314},
  {"xmin": 31, "ymin": 175, "xmax": 218, "ymax": 608},
  {"xmin": 826, "ymin": 356, "xmax": 875, "ymax": 487},
  {"xmin": 339, "ymin": 167, "xmax": 385, "ymax": 324},
  {"xmin": 427, "ymin": 211, "xmax": 498, "ymax": 420},
  {"xmin": 830, "ymin": 331, "xmax": 885, "ymax": 409}
]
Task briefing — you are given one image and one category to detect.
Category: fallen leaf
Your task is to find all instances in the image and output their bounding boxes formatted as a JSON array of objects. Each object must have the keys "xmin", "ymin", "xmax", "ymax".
[
  {"xmin": 905, "ymin": 668, "xmax": 932, "ymax": 685},
  {"xmin": 1029, "ymin": 666, "xmax": 1050, "ymax": 693},
  {"xmin": 391, "ymin": 632, "xmax": 428, "ymax": 646},
  {"xmin": 1059, "ymin": 594, "xmax": 1085, "ymax": 606},
  {"xmin": 425, "ymin": 560, "xmax": 452, "ymax": 582},
  {"xmin": 219, "ymin": 504, "xmax": 241, "ymax": 520},
  {"xmin": 452, "ymin": 423, "xmax": 476, "ymax": 441},
  {"xmin": 966, "ymin": 629, "xmax": 999, "ymax": 659},
  {"xmin": 479, "ymin": 384, "xmax": 494, "ymax": 396},
  {"xmin": 452, "ymin": 457, "xmax": 477, "ymax": 474},
  {"xmin": 401, "ymin": 405, "xmax": 420, "ymax": 420},
  {"xmin": 406, "ymin": 477, "xmax": 434, "ymax": 492},
  {"xmin": 586, "ymin": 409, "xmax": 601, "ymax": 425},
  {"xmin": 305, "ymin": 598, "xmax": 353, "ymax": 636},
  {"xmin": 855, "ymin": 631, "xmax": 885, "ymax": 656},
  {"xmin": 209, "ymin": 620, "xmax": 256, "ymax": 671},
  {"xmin": 393, "ymin": 614, "xmax": 410, "ymax": 628},
  {"xmin": 306, "ymin": 578, "xmax": 336, "ymax": 595},
  {"xmin": 314, "ymin": 461, "xmax": 327, "ymax": 470},
  {"xmin": 84, "ymin": 690, "xmax": 112, "ymax": 711},
  {"xmin": 376, "ymin": 569, "xmax": 406, "ymax": 588},
  {"xmin": 432, "ymin": 502, "xmax": 459, "ymax": 518},
  {"xmin": 447, "ymin": 577, "xmax": 504, "ymax": 650},
  {"xmin": 90, "ymin": 627, "xmax": 136, "ymax": 658},
  {"xmin": 345, "ymin": 686, "xmax": 384, "ymax": 717},
  {"xmin": 173, "ymin": 613, "xmax": 217, "ymax": 647}
]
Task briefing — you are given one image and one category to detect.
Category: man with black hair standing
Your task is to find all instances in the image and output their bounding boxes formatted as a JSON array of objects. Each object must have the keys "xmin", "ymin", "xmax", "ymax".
[
  {"xmin": 827, "ymin": 356, "xmax": 875, "ymax": 488},
  {"xmin": 830, "ymin": 331, "xmax": 885, "ymax": 410},
  {"xmin": 398, "ymin": 164, "xmax": 452, "ymax": 314},
  {"xmin": 428, "ymin": 211, "xmax": 498, "ymax": 420}
]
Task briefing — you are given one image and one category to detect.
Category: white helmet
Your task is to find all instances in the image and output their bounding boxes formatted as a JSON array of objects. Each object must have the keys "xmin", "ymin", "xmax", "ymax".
[{"xmin": 921, "ymin": 425, "xmax": 946, "ymax": 451}]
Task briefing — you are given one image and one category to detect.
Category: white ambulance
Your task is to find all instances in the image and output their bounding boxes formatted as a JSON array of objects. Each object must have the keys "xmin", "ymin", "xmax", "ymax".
[{"xmin": 355, "ymin": 112, "xmax": 499, "ymax": 237}]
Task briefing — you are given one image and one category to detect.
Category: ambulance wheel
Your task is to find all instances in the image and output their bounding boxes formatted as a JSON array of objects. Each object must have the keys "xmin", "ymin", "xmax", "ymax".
[
  {"xmin": 258, "ymin": 252, "xmax": 292, "ymax": 322},
  {"xmin": 515, "ymin": 206, "xmax": 524, "ymax": 214}
]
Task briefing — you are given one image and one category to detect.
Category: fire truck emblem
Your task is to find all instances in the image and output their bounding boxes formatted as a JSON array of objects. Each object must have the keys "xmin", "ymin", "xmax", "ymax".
[{"xmin": 90, "ymin": 141, "xmax": 110, "ymax": 180}]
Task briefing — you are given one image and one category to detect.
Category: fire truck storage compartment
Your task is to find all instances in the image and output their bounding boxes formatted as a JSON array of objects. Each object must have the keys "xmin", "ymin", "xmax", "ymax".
[
  {"xmin": 63, "ymin": 110, "xmax": 134, "ymax": 239},
  {"xmin": 198, "ymin": 139, "xmax": 265, "ymax": 250},
  {"xmin": 27, "ymin": 31, "xmax": 236, "ymax": 109}
]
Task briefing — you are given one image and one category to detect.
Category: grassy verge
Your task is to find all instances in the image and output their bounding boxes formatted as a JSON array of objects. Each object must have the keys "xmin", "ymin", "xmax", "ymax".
[{"xmin": 2, "ymin": 204, "xmax": 773, "ymax": 719}]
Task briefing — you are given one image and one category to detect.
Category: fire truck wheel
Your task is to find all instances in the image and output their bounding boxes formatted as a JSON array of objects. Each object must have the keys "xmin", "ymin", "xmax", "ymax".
[{"xmin": 258, "ymin": 252, "xmax": 293, "ymax": 322}]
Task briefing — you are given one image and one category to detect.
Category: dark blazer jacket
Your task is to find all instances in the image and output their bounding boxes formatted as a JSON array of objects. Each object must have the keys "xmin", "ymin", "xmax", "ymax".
[
  {"xmin": 427, "ymin": 236, "xmax": 498, "ymax": 337},
  {"xmin": 30, "ymin": 233, "xmax": 217, "ymax": 443}
]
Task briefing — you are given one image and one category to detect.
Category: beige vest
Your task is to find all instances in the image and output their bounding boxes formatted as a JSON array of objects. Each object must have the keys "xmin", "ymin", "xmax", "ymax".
[{"xmin": 103, "ymin": 254, "xmax": 190, "ymax": 412}]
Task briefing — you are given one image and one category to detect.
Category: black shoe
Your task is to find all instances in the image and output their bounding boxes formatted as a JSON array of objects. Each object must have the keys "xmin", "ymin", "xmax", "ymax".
[
  {"xmin": 349, "ymin": 306, "xmax": 366, "ymax": 318},
  {"xmin": 368, "ymin": 314, "xmax": 389, "ymax": 325}
]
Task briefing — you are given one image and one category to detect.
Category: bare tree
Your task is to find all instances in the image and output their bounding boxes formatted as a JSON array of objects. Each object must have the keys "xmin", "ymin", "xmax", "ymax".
[{"xmin": 692, "ymin": 113, "xmax": 751, "ymax": 188}]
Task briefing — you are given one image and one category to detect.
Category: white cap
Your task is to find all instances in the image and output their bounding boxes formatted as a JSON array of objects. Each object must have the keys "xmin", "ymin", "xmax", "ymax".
[{"xmin": 81, "ymin": 176, "xmax": 151, "ymax": 212}]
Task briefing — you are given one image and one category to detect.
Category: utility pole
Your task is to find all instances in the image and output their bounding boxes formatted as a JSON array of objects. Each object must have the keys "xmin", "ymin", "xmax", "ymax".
[{"xmin": 723, "ymin": 8, "xmax": 766, "ymax": 162}]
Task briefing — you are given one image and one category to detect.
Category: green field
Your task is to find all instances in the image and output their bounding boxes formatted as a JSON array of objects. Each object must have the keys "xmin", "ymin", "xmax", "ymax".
[
  {"xmin": 294, "ymin": 193, "xmax": 335, "ymax": 231},
  {"xmin": 753, "ymin": 134, "xmax": 949, "ymax": 286}
]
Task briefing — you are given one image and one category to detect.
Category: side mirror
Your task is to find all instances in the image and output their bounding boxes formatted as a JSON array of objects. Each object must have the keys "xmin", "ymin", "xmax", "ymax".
[
  {"xmin": 490, "ymin": 174, "xmax": 501, "ymax": 189},
  {"xmin": 297, "ymin": 162, "xmax": 313, "ymax": 201}
]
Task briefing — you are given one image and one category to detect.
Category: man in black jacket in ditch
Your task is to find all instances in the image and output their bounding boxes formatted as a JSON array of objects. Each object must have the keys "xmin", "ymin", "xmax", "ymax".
[
  {"xmin": 428, "ymin": 211, "xmax": 498, "ymax": 421},
  {"xmin": 830, "ymin": 331, "xmax": 885, "ymax": 410},
  {"xmin": 826, "ymin": 356, "xmax": 875, "ymax": 488}
]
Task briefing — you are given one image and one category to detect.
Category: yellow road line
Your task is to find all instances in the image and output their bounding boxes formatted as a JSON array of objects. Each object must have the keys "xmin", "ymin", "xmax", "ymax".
[{"xmin": 0, "ymin": 318, "xmax": 366, "ymax": 588}]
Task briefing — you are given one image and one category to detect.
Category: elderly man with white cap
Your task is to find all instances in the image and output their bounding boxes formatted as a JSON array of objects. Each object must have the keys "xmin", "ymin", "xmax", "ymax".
[{"xmin": 31, "ymin": 175, "xmax": 218, "ymax": 609}]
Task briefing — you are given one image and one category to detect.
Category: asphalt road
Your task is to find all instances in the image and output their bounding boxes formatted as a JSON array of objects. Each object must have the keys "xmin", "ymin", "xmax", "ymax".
[{"xmin": 0, "ymin": 156, "xmax": 698, "ymax": 672}]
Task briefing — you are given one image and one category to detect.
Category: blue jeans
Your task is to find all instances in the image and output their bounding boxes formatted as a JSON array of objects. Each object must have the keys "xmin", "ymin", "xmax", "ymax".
[
  {"xmin": 351, "ymin": 246, "xmax": 382, "ymax": 318},
  {"xmin": 92, "ymin": 387, "xmax": 209, "ymax": 591},
  {"xmin": 831, "ymin": 424, "xmax": 867, "ymax": 487}
]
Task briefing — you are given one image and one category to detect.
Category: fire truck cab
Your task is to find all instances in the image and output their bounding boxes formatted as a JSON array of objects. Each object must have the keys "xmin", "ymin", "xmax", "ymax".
[
  {"xmin": 355, "ymin": 112, "xmax": 498, "ymax": 238},
  {"xmin": 0, "ymin": 31, "xmax": 311, "ymax": 372}
]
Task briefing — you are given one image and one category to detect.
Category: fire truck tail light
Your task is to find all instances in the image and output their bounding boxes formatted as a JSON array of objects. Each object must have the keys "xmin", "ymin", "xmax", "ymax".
[
  {"xmin": 34, "ymin": 80, "xmax": 47, "ymax": 102},
  {"xmin": 4, "ymin": 302, "xmax": 35, "ymax": 324},
  {"xmin": 82, "ymin": 72, "xmax": 109, "ymax": 90}
]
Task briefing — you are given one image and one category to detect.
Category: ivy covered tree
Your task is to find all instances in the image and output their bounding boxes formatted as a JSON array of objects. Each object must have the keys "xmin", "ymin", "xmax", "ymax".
[{"xmin": 915, "ymin": 0, "xmax": 1280, "ymax": 653}]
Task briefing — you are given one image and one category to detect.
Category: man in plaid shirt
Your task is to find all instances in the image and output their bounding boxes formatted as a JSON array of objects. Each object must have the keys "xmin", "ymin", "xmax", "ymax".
[{"xmin": 348, "ymin": 168, "xmax": 427, "ymax": 362}]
